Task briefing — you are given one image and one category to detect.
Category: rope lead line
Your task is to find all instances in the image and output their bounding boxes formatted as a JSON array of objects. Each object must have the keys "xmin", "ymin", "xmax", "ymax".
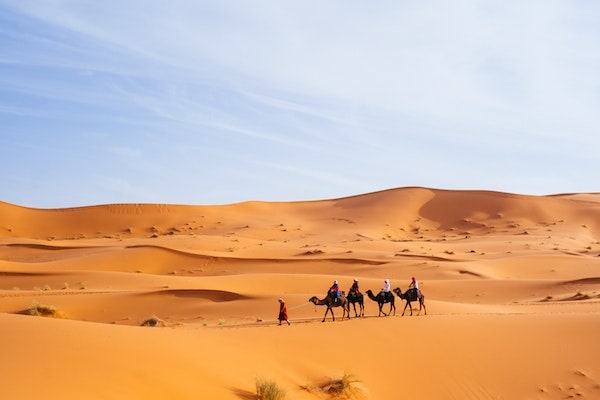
[{"xmin": 287, "ymin": 301, "xmax": 311, "ymax": 311}]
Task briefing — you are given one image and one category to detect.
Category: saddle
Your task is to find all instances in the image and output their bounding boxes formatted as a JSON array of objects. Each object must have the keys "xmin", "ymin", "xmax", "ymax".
[
  {"xmin": 327, "ymin": 291, "xmax": 342, "ymax": 303},
  {"xmin": 407, "ymin": 288, "xmax": 420, "ymax": 301},
  {"xmin": 379, "ymin": 290, "xmax": 393, "ymax": 302},
  {"xmin": 348, "ymin": 290, "xmax": 360, "ymax": 300}
]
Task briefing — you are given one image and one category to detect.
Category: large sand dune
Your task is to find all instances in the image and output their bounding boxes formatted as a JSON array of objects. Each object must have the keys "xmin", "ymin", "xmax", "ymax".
[{"xmin": 1, "ymin": 187, "xmax": 599, "ymax": 399}]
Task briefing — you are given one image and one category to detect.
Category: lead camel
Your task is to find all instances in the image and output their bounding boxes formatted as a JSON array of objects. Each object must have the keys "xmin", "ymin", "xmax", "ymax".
[{"xmin": 308, "ymin": 293, "xmax": 349, "ymax": 322}]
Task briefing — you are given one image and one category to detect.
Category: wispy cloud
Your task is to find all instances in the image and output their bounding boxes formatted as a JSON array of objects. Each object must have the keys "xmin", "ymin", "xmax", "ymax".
[{"xmin": 0, "ymin": 1, "xmax": 598, "ymax": 206}]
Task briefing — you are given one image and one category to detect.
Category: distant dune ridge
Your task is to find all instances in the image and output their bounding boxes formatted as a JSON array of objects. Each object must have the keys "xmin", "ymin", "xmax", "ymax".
[{"xmin": 1, "ymin": 187, "xmax": 599, "ymax": 399}]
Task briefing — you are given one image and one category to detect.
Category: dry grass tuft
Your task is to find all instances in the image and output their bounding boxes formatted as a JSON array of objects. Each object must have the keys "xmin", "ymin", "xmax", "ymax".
[
  {"xmin": 140, "ymin": 316, "xmax": 167, "ymax": 327},
  {"xmin": 256, "ymin": 377, "xmax": 286, "ymax": 400},
  {"xmin": 28, "ymin": 301, "xmax": 66, "ymax": 318},
  {"xmin": 302, "ymin": 372, "xmax": 367, "ymax": 399}
]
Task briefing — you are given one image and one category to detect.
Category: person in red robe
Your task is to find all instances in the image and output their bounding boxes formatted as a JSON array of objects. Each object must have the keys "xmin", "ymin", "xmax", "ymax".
[{"xmin": 278, "ymin": 298, "xmax": 291, "ymax": 325}]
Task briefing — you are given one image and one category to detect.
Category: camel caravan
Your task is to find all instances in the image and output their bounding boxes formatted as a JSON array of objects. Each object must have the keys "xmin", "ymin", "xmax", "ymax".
[{"xmin": 308, "ymin": 278, "xmax": 426, "ymax": 322}]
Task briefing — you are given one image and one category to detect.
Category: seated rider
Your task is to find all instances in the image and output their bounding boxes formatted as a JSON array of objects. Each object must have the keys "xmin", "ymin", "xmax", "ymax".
[
  {"xmin": 408, "ymin": 276, "xmax": 420, "ymax": 299},
  {"xmin": 349, "ymin": 278, "xmax": 361, "ymax": 297},
  {"xmin": 328, "ymin": 280, "xmax": 341, "ymax": 303},
  {"xmin": 382, "ymin": 279, "xmax": 391, "ymax": 301}
]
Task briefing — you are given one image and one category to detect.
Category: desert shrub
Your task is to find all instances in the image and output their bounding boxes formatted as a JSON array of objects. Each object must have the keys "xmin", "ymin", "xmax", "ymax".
[
  {"xmin": 303, "ymin": 372, "xmax": 367, "ymax": 399},
  {"xmin": 256, "ymin": 378, "xmax": 286, "ymax": 400},
  {"xmin": 28, "ymin": 302, "xmax": 64, "ymax": 318},
  {"xmin": 140, "ymin": 316, "xmax": 166, "ymax": 327}
]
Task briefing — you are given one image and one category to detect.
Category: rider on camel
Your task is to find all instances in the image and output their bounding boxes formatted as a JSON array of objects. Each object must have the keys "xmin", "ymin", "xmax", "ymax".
[
  {"xmin": 408, "ymin": 276, "xmax": 420, "ymax": 299},
  {"xmin": 382, "ymin": 278, "xmax": 392, "ymax": 301},
  {"xmin": 349, "ymin": 278, "xmax": 361, "ymax": 297},
  {"xmin": 328, "ymin": 280, "xmax": 341, "ymax": 303}
]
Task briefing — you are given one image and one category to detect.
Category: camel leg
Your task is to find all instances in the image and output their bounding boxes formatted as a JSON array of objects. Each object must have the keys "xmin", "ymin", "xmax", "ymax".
[
  {"xmin": 322, "ymin": 306, "xmax": 332, "ymax": 322},
  {"xmin": 390, "ymin": 301, "xmax": 396, "ymax": 316}
]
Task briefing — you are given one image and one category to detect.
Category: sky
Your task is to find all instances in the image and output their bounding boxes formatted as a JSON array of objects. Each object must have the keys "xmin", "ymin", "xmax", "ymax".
[{"xmin": 1, "ymin": 1, "xmax": 599, "ymax": 208}]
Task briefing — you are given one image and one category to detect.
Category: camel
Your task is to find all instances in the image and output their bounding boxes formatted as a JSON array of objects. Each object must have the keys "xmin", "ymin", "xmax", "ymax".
[
  {"xmin": 365, "ymin": 289, "xmax": 395, "ymax": 316},
  {"xmin": 308, "ymin": 293, "xmax": 349, "ymax": 322},
  {"xmin": 393, "ymin": 287, "xmax": 426, "ymax": 316},
  {"xmin": 346, "ymin": 291, "xmax": 364, "ymax": 318}
]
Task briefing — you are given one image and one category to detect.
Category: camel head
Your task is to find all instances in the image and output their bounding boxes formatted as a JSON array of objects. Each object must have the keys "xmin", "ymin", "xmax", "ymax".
[
  {"xmin": 365, "ymin": 289, "xmax": 378, "ymax": 301},
  {"xmin": 308, "ymin": 296, "xmax": 319, "ymax": 305}
]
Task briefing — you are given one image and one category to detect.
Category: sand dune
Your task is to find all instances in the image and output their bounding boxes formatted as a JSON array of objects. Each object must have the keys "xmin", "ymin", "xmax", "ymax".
[{"xmin": 1, "ymin": 187, "xmax": 599, "ymax": 399}]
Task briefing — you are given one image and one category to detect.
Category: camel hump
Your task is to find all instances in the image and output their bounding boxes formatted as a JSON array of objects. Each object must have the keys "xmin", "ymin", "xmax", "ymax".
[{"xmin": 408, "ymin": 288, "xmax": 421, "ymax": 301}]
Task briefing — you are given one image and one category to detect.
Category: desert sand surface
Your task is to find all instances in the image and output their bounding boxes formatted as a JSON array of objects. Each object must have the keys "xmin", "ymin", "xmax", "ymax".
[{"xmin": 1, "ymin": 187, "xmax": 599, "ymax": 399}]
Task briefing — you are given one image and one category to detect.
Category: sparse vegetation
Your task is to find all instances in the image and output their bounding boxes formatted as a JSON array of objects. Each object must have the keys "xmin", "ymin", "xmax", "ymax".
[
  {"xmin": 140, "ymin": 316, "xmax": 166, "ymax": 327},
  {"xmin": 28, "ymin": 301, "xmax": 64, "ymax": 318},
  {"xmin": 302, "ymin": 372, "xmax": 367, "ymax": 399},
  {"xmin": 256, "ymin": 378, "xmax": 286, "ymax": 400},
  {"xmin": 302, "ymin": 249, "xmax": 324, "ymax": 255}
]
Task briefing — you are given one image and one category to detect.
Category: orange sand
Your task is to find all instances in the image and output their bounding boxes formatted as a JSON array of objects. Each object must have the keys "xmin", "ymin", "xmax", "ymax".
[{"xmin": 1, "ymin": 187, "xmax": 599, "ymax": 399}]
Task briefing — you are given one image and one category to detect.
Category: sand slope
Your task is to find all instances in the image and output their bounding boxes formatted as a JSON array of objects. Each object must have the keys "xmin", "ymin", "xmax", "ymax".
[{"xmin": 1, "ymin": 187, "xmax": 599, "ymax": 399}]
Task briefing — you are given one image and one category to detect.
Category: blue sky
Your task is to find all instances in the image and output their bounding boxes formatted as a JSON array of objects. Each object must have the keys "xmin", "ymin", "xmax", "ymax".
[{"xmin": 1, "ymin": 1, "xmax": 599, "ymax": 208}]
